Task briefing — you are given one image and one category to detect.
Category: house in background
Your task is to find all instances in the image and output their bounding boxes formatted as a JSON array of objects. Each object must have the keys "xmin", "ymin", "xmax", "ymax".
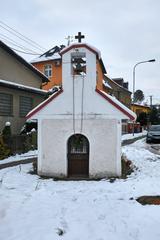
[
  {"xmin": 30, "ymin": 45, "xmax": 65, "ymax": 90},
  {"xmin": 31, "ymin": 44, "xmax": 107, "ymax": 91},
  {"xmin": 103, "ymin": 76, "xmax": 132, "ymax": 109},
  {"xmin": 131, "ymin": 103, "xmax": 151, "ymax": 116},
  {"xmin": 103, "ymin": 76, "xmax": 132, "ymax": 133},
  {"xmin": 0, "ymin": 41, "xmax": 49, "ymax": 134},
  {"xmin": 31, "ymin": 44, "xmax": 132, "ymax": 110}
]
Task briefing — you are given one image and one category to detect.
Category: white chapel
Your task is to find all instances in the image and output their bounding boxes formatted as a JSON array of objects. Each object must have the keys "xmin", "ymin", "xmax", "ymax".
[{"xmin": 27, "ymin": 35, "xmax": 136, "ymax": 179}]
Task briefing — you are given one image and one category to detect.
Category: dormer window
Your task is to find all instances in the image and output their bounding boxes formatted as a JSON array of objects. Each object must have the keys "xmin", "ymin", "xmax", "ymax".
[
  {"xmin": 71, "ymin": 52, "xmax": 86, "ymax": 75},
  {"xmin": 44, "ymin": 64, "xmax": 52, "ymax": 77}
]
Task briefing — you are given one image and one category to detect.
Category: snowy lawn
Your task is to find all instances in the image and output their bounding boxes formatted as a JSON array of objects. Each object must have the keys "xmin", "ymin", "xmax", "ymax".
[
  {"xmin": 0, "ymin": 150, "xmax": 37, "ymax": 165},
  {"xmin": 1, "ymin": 139, "xmax": 160, "ymax": 240}
]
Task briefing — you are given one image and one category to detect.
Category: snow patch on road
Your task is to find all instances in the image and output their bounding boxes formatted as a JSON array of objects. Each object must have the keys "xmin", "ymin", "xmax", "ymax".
[{"xmin": 122, "ymin": 131, "xmax": 147, "ymax": 141}]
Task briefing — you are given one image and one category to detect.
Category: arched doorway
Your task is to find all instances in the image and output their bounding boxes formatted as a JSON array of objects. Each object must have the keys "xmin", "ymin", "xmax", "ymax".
[{"xmin": 67, "ymin": 134, "xmax": 89, "ymax": 177}]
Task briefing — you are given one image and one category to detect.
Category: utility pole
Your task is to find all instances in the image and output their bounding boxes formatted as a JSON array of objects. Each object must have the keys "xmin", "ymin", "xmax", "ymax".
[
  {"xmin": 65, "ymin": 35, "xmax": 74, "ymax": 46},
  {"xmin": 132, "ymin": 59, "xmax": 155, "ymax": 136},
  {"xmin": 149, "ymin": 95, "xmax": 153, "ymax": 107}
]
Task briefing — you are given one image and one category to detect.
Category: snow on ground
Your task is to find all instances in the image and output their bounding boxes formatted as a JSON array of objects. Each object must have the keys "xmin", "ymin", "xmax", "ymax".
[
  {"xmin": 0, "ymin": 150, "xmax": 37, "ymax": 164},
  {"xmin": 1, "ymin": 139, "xmax": 160, "ymax": 240},
  {"xmin": 122, "ymin": 130, "xmax": 147, "ymax": 141},
  {"xmin": 0, "ymin": 132, "xmax": 146, "ymax": 165}
]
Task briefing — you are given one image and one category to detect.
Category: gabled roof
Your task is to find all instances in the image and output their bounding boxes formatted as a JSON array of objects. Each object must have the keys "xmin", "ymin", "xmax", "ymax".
[
  {"xmin": 60, "ymin": 43, "xmax": 107, "ymax": 74},
  {"xmin": 0, "ymin": 40, "xmax": 49, "ymax": 83},
  {"xmin": 26, "ymin": 88, "xmax": 63, "ymax": 119},
  {"xmin": 26, "ymin": 87, "xmax": 136, "ymax": 121},
  {"xmin": 96, "ymin": 88, "xmax": 136, "ymax": 120},
  {"xmin": 60, "ymin": 43, "xmax": 101, "ymax": 58},
  {"xmin": 31, "ymin": 45, "xmax": 65, "ymax": 63},
  {"xmin": 131, "ymin": 103, "xmax": 151, "ymax": 109},
  {"xmin": 99, "ymin": 58, "xmax": 107, "ymax": 74},
  {"xmin": 112, "ymin": 78, "xmax": 129, "ymax": 90},
  {"xmin": 104, "ymin": 75, "xmax": 132, "ymax": 94},
  {"xmin": 103, "ymin": 80, "xmax": 112, "ymax": 89}
]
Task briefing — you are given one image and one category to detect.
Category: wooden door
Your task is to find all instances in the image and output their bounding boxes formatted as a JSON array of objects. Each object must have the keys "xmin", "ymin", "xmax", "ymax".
[{"xmin": 68, "ymin": 134, "xmax": 89, "ymax": 177}]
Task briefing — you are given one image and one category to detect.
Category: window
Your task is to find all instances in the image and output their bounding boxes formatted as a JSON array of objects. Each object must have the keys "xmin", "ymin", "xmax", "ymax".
[
  {"xmin": 44, "ymin": 64, "xmax": 52, "ymax": 77},
  {"xmin": 0, "ymin": 93, "xmax": 13, "ymax": 116},
  {"xmin": 70, "ymin": 135, "xmax": 88, "ymax": 154},
  {"xmin": 19, "ymin": 96, "xmax": 33, "ymax": 117}
]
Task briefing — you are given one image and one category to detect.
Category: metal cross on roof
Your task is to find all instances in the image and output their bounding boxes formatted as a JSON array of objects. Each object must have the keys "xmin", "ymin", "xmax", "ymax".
[{"xmin": 75, "ymin": 32, "xmax": 85, "ymax": 43}]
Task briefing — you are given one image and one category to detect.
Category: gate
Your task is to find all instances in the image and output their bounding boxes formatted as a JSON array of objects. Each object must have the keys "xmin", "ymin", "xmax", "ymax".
[{"xmin": 68, "ymin": 134, "xmax": 89, "ymax": 177}]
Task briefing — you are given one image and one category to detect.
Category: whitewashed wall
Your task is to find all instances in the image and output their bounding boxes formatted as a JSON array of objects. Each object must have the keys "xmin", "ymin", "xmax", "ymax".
[
  {"xmin": 34, "ymin": 45, "xmax": 129, "ymax": 178},
  {"xmin": 38, "ymin": 118, "xmax": 121, "ymax": 178}
]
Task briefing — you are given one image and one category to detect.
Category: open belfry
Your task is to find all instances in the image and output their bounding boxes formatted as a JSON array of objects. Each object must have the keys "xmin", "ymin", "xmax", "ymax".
[{"xmin": 27, "ymin": 33, "xmax": 136, "ymax": 179}]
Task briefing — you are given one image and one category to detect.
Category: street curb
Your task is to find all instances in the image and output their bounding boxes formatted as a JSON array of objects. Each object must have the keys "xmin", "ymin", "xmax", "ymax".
[
  {"xmin": 0, "ymin": 157, "xmax": 37, "ymax": 170},
  {"xmin": 122, "ymin": 135, "xmax": 146, "ymax": 146}
]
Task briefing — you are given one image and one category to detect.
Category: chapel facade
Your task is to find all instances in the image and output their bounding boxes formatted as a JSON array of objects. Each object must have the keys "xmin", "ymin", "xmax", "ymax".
[{"xmin": 27, "ymin": 35, "xmax": 136, "ymax": 179}]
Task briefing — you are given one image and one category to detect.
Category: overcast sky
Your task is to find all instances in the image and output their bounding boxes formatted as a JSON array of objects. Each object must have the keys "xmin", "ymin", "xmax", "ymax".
[{"xmin": 1, "ymin": 0, "xmax": 160, "ymax": 103}]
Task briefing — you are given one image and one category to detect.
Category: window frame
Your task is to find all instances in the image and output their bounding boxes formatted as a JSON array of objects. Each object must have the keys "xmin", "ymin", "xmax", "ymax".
[
  {"xmin": 44, "ymin": 64, "xmax": 52, "ymax": 78},
  {"xmin": 0, "ymin": 92, "xmax": 13, "ymax": 116},
  {"xmin": 19, "ymin": 95, "xmax": 33, "ymax": 118}
]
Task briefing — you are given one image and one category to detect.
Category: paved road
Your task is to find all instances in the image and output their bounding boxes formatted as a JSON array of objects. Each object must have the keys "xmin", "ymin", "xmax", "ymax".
[
  {"xmin": 146, "ymin": 143, "xmax": 160, "ymax": 155},
  {"xmin": 122, "ymin": 134, "xmax": 160, "ymax": 155}
]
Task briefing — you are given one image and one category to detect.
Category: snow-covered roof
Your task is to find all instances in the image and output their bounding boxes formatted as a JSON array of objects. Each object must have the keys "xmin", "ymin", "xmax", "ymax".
[
  {"xmin": 60, "ymin": 43, "xmax": 101, "ymax": 59},
  {"xmin": 27, "ymin": 86, "xmax": 136, "ymax": 121},
  {"xmin": 103, "ymin": 80, "xmax": 112, "ymax": 89},
  {"xmin": 31, "ymin": 45, "xmax": 65, "ymax": 63},
  {"xmin": 104, "ymin": 74, "xmax": 132, "ymax": 93},
  {"xmin": 31, "ymin": 53, "xmax": 61, "ymax": 63},
  {"xmin": 96, "ymin": 89, "xmax": 136, "ymax": 121},
  {"xmin": 132, "ymin": 103, "xmax": 151, "ymax": 108},
  {"xmin": 31, "ymin": 43, "xmax": 107, "ymax": 74},
  {"xmin": 26, "ymin": 88, "xmax": 63, "ymax": 119},
  {"xmin": 0, "ymin": 79, "xmax": 47, "ymax": 95}
]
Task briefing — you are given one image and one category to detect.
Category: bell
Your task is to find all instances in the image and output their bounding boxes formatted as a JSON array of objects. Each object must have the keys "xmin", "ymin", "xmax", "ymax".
[{"xmin": 75, "ymin": 62, "xmax": 83, "ymax": 72}]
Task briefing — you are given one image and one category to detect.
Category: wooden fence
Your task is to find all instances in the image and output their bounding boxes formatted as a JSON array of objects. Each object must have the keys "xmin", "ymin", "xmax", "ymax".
[{"xmin": 2, "ymin": 132, "xmax": 37, "ymax": 155}]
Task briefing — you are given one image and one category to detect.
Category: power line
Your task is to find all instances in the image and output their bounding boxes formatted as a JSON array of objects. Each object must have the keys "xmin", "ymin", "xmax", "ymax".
[
  {"xmin": 10, "ymin": 47, "xmax": 41, "ymax": 55},
  {"xmin": 0, "ymin": 20, "xmax": 46, "ymax": 51},
  {"xmin": 0, "ymin": 33, "xmax": 41, "ymax": 54},
  {"xmin": 3, "ymin": 39, "xmax": 41, "ymax": 55},
  {"xmin": 0, "ymin": 22, "xmax": 46, "ymax": 52},
  {"xmin": 0, "ymin": 24, "xmax": 43, "ymax": 52}
]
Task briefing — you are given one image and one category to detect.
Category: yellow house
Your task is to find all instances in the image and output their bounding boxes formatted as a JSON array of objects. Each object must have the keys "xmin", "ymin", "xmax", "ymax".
[{"xmin": 131, "ymin": 103, "xmax": 151, "ymax": 116}]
